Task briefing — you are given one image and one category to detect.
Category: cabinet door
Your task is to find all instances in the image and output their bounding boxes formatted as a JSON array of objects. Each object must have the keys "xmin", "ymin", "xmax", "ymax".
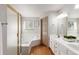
[
  {"xmin": 59, "ymin": 44, "xmax": 68, "ymax": 55},
  {"xmin": 54, "ymin": 41, "xmax": 68, "ymax": 55},
  {"xmin": 54, "ymin": 41, "xmax": 60, "ymax": 55},
  {"xmin": 50, "ymin": 41, "xmax": 54, "ymax": 53},
  {"xmin": 67, "ymin": 49, "xmax": 77, "ymax": 55},
  {"xmin": 49, "ymin": 37, "xmax": 55, "ymax": 54}
]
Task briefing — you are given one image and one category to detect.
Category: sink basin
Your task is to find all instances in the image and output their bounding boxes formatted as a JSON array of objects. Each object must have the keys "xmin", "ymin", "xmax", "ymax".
[
  {"xmin": 64, "ymin": 38, "xmax": 76, "ymax": 42},
  {"xmin": 64, "ymin": 38, "xmax": 79, "ymax": 43}
]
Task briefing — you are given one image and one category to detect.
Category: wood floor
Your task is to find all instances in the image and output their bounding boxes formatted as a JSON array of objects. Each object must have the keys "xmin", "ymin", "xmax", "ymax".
[{"xmin": 30, "ymin": 45, "xmax": 54, "ymax": 55}]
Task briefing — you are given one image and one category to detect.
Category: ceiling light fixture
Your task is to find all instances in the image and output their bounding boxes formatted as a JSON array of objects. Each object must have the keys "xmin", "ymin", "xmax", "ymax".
[{"xmin": 75, "ymin": 4, "xmax": 79, "ymax": 9}]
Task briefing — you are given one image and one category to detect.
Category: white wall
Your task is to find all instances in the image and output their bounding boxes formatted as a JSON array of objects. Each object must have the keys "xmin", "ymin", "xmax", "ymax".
[
  {"xmin": 0, "ymin": 22, "xmax": 2, "ymax": 54},
  {"xmin": 48, "ymin": 12, "xmax": 58, "ymax": 35},
  {"xmin": 48, "ymin": 11, "xmax": 68, "ymax": 37},
  {"xmin": 7, "ymin": 7, "xmax": 18, "ymax": 55},
  {"xmin": 0, "ymin": 5, "xmax": 7, "ymax": 55},
  {"xmin": 77, "ymin": 19, "xmax": 79, "ymax": 36}
]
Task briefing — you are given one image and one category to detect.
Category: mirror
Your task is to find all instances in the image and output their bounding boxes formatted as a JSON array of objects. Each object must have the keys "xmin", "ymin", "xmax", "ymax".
[{"xmin": 67, "ymin": 18, "xmax": 78, "ymax": 37}]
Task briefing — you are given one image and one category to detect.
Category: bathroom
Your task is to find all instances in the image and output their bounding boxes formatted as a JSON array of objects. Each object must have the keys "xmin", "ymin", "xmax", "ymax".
[{"xmin": 0, "ymin": 4, "xmax": 79, "ymax": 55}]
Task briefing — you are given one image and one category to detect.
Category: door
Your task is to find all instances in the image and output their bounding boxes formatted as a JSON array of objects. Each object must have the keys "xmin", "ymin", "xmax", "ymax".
[
  {"xmin": 41, "ymin": 16, "xmax": 49, "ymax": 46},
  {"xmin": 7, "ymin": 6, "xmax": 18, "ymax": 55}
]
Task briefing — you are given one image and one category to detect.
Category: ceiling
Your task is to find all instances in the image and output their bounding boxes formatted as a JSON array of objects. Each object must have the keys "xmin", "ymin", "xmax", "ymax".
[
  {"xmin": 24, "ymin": 4, "xmax": 64, "ymax": 12},
  {"xmin": 11, "ymin": 4, "xmax": 73, "ymax": 17}
]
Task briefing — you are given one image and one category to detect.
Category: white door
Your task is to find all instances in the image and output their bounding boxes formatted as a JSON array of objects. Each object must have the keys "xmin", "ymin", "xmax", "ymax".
[{"xmin": 7, "ymin": 7, "xmax": 18, "ymax": 55}]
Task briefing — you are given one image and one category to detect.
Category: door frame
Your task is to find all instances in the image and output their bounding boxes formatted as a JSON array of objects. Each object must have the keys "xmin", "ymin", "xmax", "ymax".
[
  {"xmin": 41, "ymin": 16, "xmax": 49, "ymax": 46},
  {"xmin": 7, "ymin": 5, "xmax": 21, "ymax": 55}
]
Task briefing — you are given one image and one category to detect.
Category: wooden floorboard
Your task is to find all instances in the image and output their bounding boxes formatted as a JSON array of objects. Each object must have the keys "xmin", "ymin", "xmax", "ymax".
[{"xmin": 30, "ymin": 45, "xmax": 54, "ymax": 55}]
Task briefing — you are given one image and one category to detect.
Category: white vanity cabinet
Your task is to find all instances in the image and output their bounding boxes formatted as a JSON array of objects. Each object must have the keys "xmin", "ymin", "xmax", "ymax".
[
  {"xmin": 67, "ymin": 49, "xmax": 77, "ymax": 55},
  {"xmin": 49, "ymin": 37, "xmax": 58, "ymax": 54},
  {"xmin": 58, "ymin": 44, "xmax": 76, "ymax": 55},
  {"xmin": 49, "ymin": 37, "xmax": 55, "ymax": 53},
  {"xmin": 49, "ymin": 36, "xmax": 78, "ymax": 55},
  {"xmin": 58, "ymin": 44, "xmax": 68, "ymax": 55},
  {"xmin": 50, "ymin": 38, "xmax": 62, "ymax": 55},
  {"xmin": 53, "ymin": 40, "xmax": 68, "ymax": 55},
  {"xmin": 54, "ymin": 40, "xmax": 60, "ymax": 54}
]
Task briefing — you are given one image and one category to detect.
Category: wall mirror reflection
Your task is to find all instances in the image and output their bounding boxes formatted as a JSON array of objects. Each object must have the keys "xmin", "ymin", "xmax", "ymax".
[{"xmin": 67, "ymin": 18, "xmax": 77, "ymax": 37}]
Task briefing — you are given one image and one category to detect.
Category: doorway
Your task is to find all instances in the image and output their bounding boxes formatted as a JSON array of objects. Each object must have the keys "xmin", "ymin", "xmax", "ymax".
[{"xmin": 41, "ymin": 16, "xmax": 49, "ymax": 47}]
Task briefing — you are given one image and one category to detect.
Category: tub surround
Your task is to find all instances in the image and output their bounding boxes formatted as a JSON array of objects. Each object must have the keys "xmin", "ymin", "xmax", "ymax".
[{"xmin": 21, "ymin": 38, "xmax": 40, "ymax": 55}]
